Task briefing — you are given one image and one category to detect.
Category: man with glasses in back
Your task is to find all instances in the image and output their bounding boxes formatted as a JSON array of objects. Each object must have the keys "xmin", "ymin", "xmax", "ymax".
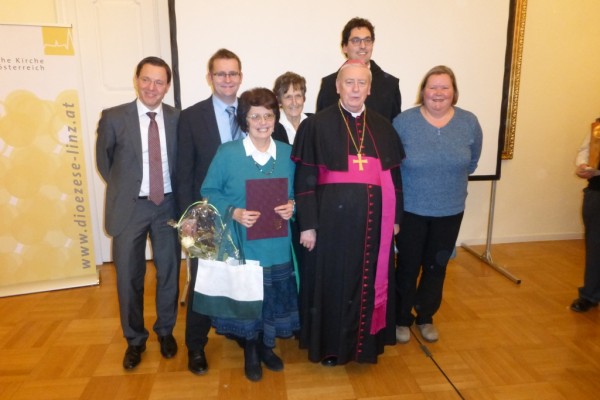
[
  {"xmin": 175, "ymin": 48, "xmax": 244, "ymax": 375},
  {"xmin": 316, "ymin": 17, "xmax": 401, "ymax": 122}
]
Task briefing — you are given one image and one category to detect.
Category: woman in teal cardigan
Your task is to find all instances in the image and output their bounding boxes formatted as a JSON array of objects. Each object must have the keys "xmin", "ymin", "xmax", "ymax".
[{"xmin": 201, "ymin": 88, "xmax": 298, "ymax": 382}]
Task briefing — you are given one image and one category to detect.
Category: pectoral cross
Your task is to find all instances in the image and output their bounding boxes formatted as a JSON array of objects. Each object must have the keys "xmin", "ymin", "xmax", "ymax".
[{"xmin": 353, "ymin": 153, "xmax": 368, "ymax": 171}]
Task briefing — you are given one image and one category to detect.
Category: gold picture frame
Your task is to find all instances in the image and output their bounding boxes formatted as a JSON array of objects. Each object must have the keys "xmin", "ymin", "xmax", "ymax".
[{"xmin": 502, "ymin": 0, "xmax": 528, "ymax": 160}]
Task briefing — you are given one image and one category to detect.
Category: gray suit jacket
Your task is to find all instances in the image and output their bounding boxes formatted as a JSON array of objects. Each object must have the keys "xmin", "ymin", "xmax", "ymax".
[{"xmin": 96, "ymin": 100, "xmax": 180, "ymax": 236}]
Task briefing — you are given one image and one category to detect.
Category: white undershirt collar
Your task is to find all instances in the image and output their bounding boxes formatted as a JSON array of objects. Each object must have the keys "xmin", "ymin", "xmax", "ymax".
[{"xmin": 243, "ymin": 136, "xmax": 276, "ymax": 165}]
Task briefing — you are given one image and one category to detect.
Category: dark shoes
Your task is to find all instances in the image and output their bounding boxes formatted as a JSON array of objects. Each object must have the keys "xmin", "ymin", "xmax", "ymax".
[
  {"xmin": 124, "ymin": 334, "xmax": 176, "ymax": 370},
  {"xmin": 321, "ymin": 356, "xmax": 338, "ymax": 367},
  {"xmin": 243, "ymin": 338, "xmax": 286, "ymax": 381},
  {"xmin": 188, "ymin": 350, "xmax": 208, "ymax": 375},
  {"xmin": 244, "ymin": 340, "xmax": 262, "ymax": 382},
  {"xmin": 158, "ymin": 334, "xmax": 178, "ymax": 359},
  {"xmin": 570, "ymin": 297, "xmax": 598, "ymax": 313},
  {"xmin": 123, "ymin": 344, "xmax": 146, "ymax": 370},
  {"xmin": 258, "ymin": 344, "xmax": 284, "ymax": 371}
]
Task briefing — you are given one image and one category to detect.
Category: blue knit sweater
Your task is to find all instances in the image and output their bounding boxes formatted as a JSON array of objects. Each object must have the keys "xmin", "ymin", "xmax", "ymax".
[{"xmin": 393, "ymin": 106, "xmax": 482, "ymax": 217}]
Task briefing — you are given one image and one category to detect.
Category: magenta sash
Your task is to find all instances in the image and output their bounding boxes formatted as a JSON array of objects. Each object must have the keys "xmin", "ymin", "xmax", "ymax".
[{"xmin": 318, "ymin": 155, "xmax": 395, "ymax": 334}]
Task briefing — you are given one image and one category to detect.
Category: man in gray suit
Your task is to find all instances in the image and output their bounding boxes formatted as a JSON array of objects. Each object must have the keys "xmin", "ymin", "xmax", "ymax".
[
  {"xmin": 96, "ymin": 56, "xmax": 181, "ymax": 370},
  {"xmin": 175, "ymin": 48, "xmax": 244, "ymax": 375}
]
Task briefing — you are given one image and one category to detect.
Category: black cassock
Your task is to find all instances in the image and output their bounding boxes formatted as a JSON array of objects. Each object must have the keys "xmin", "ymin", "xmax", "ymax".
[{"xmin": 292, "ymin": 103, "xmax": 405, "ymax": 364}]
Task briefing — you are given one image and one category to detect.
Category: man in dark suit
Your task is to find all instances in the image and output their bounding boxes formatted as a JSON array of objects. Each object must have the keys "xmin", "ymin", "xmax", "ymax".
[
  {"xmin": 175, "ymin": 48, "xmax": 244, "ymax": 375},
  {"xmin": 315, "ymin": 17, "xmax": 401, "ymax": 122},
  {"xmin": 96, "ymin": 56, "xmax": 181, "ymax": 370}
]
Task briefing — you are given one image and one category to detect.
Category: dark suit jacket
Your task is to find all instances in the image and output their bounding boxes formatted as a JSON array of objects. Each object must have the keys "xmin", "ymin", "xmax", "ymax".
[
  {"xmin": 315, "ymin": 59, "xmax": 401, "ymax": 122},
  {"xmin": 272, "ymin": 121, "xmax": 290, "ymax": 144},
  {"xmin": 96, "ymin": 100, "xmax": 180, "ymax": 237},
  {"xmin": 175, "ymin": 96, "xmax": 224, "ymax": 214}
]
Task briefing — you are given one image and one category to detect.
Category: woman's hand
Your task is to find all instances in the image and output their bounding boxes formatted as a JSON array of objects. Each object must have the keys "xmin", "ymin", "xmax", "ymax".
[
  {"xmin": 274, "ymin": 200, "xmax": 295, "ymax": 221},
  {"xmin": 394, "ymin": 224, "xmax": 400, "ymax": 235},
  {"xmin": 300, "ymin": 229, "xmax": 316, "ymax": 251},
  {"xmin": 233, "ymin": 208, "xmax": 261, "ymax": 228}
]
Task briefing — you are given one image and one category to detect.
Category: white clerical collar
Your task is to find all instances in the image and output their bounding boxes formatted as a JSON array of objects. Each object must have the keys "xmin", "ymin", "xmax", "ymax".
[
  {"xmin": 339, "ymin": 102, "xmax": 365, "ymax": 118},
  {"xmin": 243, "ymin": 136, "xmax": 276, "ymax": 165}
]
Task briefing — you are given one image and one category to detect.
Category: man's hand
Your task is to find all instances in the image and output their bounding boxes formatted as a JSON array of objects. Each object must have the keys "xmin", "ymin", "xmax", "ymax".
[{"xmin": 300, "ymin": 229, "xmax": 317, "ymax": 251}]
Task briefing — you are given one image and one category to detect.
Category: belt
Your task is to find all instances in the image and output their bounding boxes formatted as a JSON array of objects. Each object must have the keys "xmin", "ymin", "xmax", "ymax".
[{"xmin": 138, "ymin": 192, "xmax": 172, "ymax": 200}]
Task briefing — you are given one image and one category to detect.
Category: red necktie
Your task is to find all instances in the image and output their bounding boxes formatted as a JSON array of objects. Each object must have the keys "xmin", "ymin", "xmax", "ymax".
[{"xmin": 147, "ymin": 112, "xmax": 164, "ymax": 205}]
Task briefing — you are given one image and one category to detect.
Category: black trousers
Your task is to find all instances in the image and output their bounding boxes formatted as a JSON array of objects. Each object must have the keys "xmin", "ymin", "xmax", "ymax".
[
  {"xmin": 580, "ymin": 188, "xmax": 600, "ymax": 303},
  {"xmin": 185, "ymin": 257, "xmax": 212, "ymax": 351},
  {"xmin": 395, "ymin": 211, "xmax": 463, "ymax": 326}
]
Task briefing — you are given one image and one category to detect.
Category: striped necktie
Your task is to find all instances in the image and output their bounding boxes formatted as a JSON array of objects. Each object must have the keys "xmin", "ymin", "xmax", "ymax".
[{"xmin": 226, "ymin": 106, "xmax": 241, "ymax": 140}]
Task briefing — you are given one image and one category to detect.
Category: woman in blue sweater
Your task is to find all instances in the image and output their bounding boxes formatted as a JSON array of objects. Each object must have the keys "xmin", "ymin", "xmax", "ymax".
[{"xmin": 392, "ymin": 65, "xmax": 482, "ymax": 343}]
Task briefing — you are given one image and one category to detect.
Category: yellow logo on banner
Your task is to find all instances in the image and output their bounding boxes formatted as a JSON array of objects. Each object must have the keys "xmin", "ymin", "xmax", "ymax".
[{"xmin": 42, "ymin": 27, "xmax": 74, "ymax": 56}]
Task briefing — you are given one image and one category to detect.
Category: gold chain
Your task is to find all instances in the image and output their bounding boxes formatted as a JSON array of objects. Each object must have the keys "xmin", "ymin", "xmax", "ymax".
[{"xmin": 338, "ymin": 101, "xmax": 366, "ymax": 156}]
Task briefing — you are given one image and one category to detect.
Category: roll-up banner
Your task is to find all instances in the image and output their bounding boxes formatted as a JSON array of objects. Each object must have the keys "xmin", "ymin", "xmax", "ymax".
[{"xmin": 0, "ymin": 24, "xmax": 98, "ymax": 297}]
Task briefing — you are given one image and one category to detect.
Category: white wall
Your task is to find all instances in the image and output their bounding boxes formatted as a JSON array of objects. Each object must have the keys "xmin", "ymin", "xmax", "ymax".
[
  {"xmin": 461, "ymin": 0, "xmax": 600, "ymax": 245},
  {"xmin": 174, "ymin": 0, "xmax": 507, "ymax": 178}
]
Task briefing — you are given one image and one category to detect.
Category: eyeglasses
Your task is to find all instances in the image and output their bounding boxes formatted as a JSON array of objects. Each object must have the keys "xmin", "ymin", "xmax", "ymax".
[
  {"xmin": 212, "ymin": 71, "xmax": 241, "ymax": 79},
  {"xmin": 247, "ymin": 113, "xmax": 275, "ymax": 123},
  {"xmin": 349, "ymin": 37, "xmax": 373, "ymax": 46}
]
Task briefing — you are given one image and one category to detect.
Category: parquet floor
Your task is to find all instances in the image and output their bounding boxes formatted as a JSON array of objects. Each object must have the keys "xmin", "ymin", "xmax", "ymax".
[{"xmin": 1, "ymin": 240, "xmax": 599, "ymax": 399}]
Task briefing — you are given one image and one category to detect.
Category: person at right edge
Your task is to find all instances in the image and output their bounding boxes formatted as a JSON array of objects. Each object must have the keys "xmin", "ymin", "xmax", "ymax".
[
  {"xmin": 315, "ymin": 17, "xmax": 401, "ymax": 122},
  {"xmin": 570, "ymin": 127, "xmax": 600, "ymax": 312},
  {"xmin": 392, "ymin": 65, "xmax": 482, "ymax": 344}
]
